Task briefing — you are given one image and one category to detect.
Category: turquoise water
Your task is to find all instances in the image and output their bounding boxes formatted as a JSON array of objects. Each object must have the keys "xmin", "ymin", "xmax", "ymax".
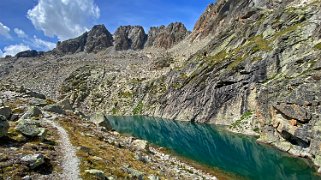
[{"xmin": 107, "ymin": 116, "xmax": 321, "ymax": 180}]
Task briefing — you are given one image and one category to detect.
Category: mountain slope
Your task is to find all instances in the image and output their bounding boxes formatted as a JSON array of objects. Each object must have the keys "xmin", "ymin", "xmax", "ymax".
[
  {"xmin": 57, "ymin": 0, "xmax": 321, "ymax": 169},
  {"xmin": 1, "ymin": 0, "xmax": 321, "ymax": 172}
]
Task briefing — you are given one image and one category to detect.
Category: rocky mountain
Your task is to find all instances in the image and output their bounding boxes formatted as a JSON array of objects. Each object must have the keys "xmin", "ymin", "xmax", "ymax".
[
  {"xmin": 52, "ymin": 22, "xmax": 188, "ymax": 54},
  {"xmin": 114, "ymin": 26, "xmax": 147, "ymax": 51},
  {"xmin": 53, "ymin": 25, "xmax": 113, "ymax": 55},
  {"xmin": 1, "ymin": 0, "xmax": 321, "ymax": 174},
  {"xmin": 146, "ymin": 22, "xmax": 190, "ymax": 49}
]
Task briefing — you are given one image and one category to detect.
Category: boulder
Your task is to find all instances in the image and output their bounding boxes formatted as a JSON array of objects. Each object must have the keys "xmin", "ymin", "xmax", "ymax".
[
  {"xmin": 21, "ymin": 154, "xmax": 45, "ymax": 169},
  {"xmin": 0, "ymin": 106, "xmax": 12, "ymax": 119},
  {"xmin": 90, "ymin": 113, "xmax": 112, "ymax": 131},
  {"xmin": 43, "ymin": 104, "xmax": 66, "ymax": 115},
  {"xmin": 16, "ymin": 119, "xmax": 46, "ymax": 138},
  {"xmin": 85, "ymin": 169, "xmax": 107, "ymax": 180},
  {"xmin": 9, "ymin": 114, "xmax": 19, "ymax": 121},
  {"xmin": 21, "ymin": 106, "xmax": 43, "ymax": 119},
  {"xmin": 122, "ymin": 166, "xmax": 144, "ymax": 179},
  {"xmin": 0, "ymin": 115, "xmax": 9, "ymax": 138},
  {"xmin": 56, "ymin": 98, "xmax": 73, "ymax": 111},
  {"xmin": 114, "ymin": 25, "xmax": 147, "ymax": 51},
  {"xmin": 131, "ymin": 139, "xmax": 149, "ymax": 151},
  {"xmin": 25, "ymin": 89, "xmax": 46, "ymax": 99}
]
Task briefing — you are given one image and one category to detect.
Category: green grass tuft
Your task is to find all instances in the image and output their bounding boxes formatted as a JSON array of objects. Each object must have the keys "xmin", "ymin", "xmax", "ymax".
[
  {"xmin": 314, "ymin": 42, "xmax": 321, "ymax": 50},
  {"xmin": 133, "ymin": 101, "xmax": 144, "ymax": 115}
]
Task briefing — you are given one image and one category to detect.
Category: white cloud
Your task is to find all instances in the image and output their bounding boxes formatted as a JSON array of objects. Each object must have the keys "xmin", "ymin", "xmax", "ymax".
[
  {"xmin": 0, "ymin": 22, "xmax": 11, "ymax": 39},
  {"xmin": 27, "ymin": 0, "xmax": 100, "ymax": 40},
  {"xmin": 14, "ymin": 28, "xmax": 28, "ymax": 38},
  {"xmin": 0, "ymin": 50, "xmax": 3, "ymax": 57},
  {"xmin": 32, "ymin": 36, "xmax": 56, "ymax": 50},
  {"xmin": 2, "ymin": 44, "xmax": 31, "ymax": 57}
]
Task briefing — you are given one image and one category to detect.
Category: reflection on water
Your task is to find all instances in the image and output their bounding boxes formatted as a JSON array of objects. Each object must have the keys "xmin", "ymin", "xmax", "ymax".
[{"xmin": 107, "ymin": 116, "xmax": 320, "ymax": 180}]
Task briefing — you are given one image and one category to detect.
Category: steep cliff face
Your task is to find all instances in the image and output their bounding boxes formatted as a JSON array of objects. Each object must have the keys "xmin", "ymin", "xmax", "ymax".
[
  {"xmin": 57, "ymin": 0, "xmax": 321, "ymax": 170},
  {"xmin": 84, "ymin": 25, "xmax": 114, "ymax": 53},
  {"xmin": 114, "ymin": 26, "xmax": 147, "ymax": 51},
  {"xmin": 53, "ymin": 25, "xmax": 113, "ymax": 55},
  {"xmin": 146, "ymin": 22, "xmax": 190, "ymax": 49}
]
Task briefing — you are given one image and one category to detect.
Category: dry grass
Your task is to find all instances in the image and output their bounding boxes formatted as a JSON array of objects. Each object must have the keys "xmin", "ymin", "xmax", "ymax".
[{"xmin": 59, "ymin": 115, "xmax": 160, "ymax": 179}]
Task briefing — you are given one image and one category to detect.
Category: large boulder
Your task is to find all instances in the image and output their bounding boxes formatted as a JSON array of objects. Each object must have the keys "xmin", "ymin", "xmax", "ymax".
[
  {"xmin": 21, "ymin": 154, "xmax": 45, "ymax": 169},
  {"xmin": 16, "ymin": 119, "xmax": 46, "ymax": 138},
  {"xmin": 145, "ymin": 22, "xmax": 189, "ymax": 49},
  {"xmin": 0, "ymin": 115, "xmax": 9, "ymax": 138},
  {"xmin": 131, "ymin": 139, "xmax": 149, "ymax": 151},
  {"xmin": 0, "ymin": 106, "xmax": 11, "ymax": 119},
  {"xmin": 90, "ymin": 113, "xmax": 112, "ymax": 131},
  {"xmin": 114, "ymin": 26, "xmax": 147, "ymax": 51},
  {"xmin": 85, "ymin": 25, "xmax": 113, "ymax": 53}
]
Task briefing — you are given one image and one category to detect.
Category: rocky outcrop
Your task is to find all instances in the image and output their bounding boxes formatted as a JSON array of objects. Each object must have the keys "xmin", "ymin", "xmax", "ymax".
[
  {"xmin": 48, "ymin": 23, "xmax": 190, "ymax": 54},
  {"xmin": 56, "ymin": 0, "xmax": 321, "ymax": 170},
  {"xmin": 114, "ymin": 26, "xmax": 147, "ymax": 51},
  {"xmin": 146, "ymin": 22, "xmax": 190, "ymax": 49},
  {"xmin": 54, "ymin": 25, "xmax": 113, "ymax": 55},
  {"xmin": 84, "ymin": 25, "xmax": 113, "ymax": 53},
  {"xmin": 15, "ymin": 50, "xmax": 43, "ymax": 58},
  {"xmin": 54, "ymin": 33, "xmax": 88, "ymax": 55}
]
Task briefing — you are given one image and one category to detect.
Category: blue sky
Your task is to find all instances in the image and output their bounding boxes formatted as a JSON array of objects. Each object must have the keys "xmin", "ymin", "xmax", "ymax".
[{"xmin": 0, "ymin": 0, "xmax": 213, "ymax": 57}]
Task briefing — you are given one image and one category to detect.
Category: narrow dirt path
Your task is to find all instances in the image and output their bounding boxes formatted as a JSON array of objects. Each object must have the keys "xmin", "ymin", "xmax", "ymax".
[{"xmin": 44, "ymin": 118, "xmax": 81, "ymax": 180}]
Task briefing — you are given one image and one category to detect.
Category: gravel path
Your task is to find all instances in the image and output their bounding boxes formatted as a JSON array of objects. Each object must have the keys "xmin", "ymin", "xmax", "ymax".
[{"xmin": 44, "ymin": 118, "xmax": 81, "ymax": 180}]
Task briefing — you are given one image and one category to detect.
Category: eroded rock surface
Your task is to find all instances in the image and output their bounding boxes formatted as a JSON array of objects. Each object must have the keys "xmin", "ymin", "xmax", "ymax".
[{"xmin": 114, "ymin": 26, "xmax": 147, "ymax": 51}]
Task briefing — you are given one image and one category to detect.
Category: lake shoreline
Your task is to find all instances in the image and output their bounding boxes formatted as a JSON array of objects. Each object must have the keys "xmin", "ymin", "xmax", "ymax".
[{"xmin": 108, "ymin": 115, "xmax": 321, "ymax": 179}]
